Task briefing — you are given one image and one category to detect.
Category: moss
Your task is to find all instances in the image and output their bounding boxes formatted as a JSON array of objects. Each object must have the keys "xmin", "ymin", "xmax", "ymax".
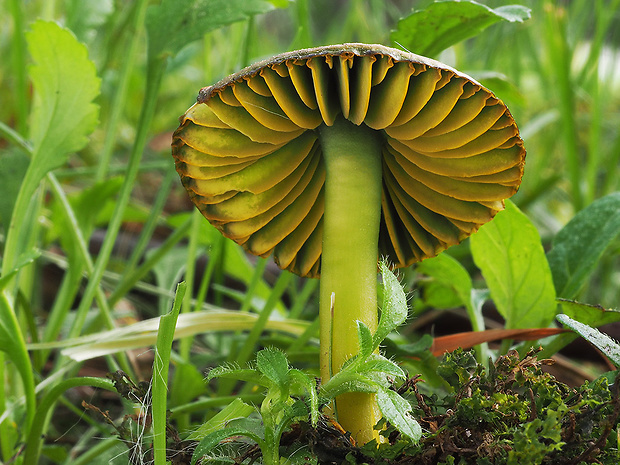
[{"xmin": 355, "ymin": 348, "xmax": 620, "ymax": 465}]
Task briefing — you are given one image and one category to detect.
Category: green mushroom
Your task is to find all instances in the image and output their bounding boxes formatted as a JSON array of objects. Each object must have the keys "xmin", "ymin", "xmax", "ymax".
[{"xmin": 172, "ymin": 43, "xmax": 525, "ymax": 444}]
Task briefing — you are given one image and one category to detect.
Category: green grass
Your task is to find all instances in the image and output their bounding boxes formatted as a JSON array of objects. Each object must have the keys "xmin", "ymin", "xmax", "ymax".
[{"xmin": 0, "ymin": 0, "xmax": 619, "ymax": 463}]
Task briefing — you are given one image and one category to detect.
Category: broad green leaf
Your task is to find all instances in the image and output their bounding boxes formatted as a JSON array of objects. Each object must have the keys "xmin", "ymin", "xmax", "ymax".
[
  {"xmin": 256, "ymin": 348, "xmax": 289, "ymax": 388},
  {"xmin": 374, "ymin": 262, "xmax": 408, "ymax": 348},
  {"xmin": 376, "ymin": 388, "xmax": 421, "ymax": 442},
  {"xmin": 391, "ymin": 0, "xmax": 530, "ymax": 58},
  {"xmin": 146, "ymin": 0, "xmax": 276, "ymax": 62},
  {"xmin": 186, "ymin": 398, "xmax": 255, "ymax": 441},
  {"xmin": 419, "ymin": 279, "xmax": 462, "ymax": 309},
  {"xmin": 27, "ymin": 20, "xmax": 100, "ymax": 183},
  {"xmin": 557, "ymin": 314, "xmax": 620, "ymax": 368},
  {"xmin": 417, "ymin": 253, "xmax": 472, "ymax": 308},
  {"xmin": 547, "ymin": 192, "xmax": 620, "ymax": 299},
  {"xmin": 417, "ymin": 253, "xmax": 488, "ymax": 345},
  {"xmin": 470, "ymin": 200, "xmax": 557, "ymax": 329}
]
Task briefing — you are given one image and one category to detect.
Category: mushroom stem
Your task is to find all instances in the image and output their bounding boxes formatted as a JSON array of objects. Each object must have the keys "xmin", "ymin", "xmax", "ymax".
[{"xmin": 318, "ymin": 115, "xmax": 383, "ymax": 444}]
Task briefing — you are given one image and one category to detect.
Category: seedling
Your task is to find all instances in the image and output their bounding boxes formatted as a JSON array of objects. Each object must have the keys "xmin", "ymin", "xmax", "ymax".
[
  {"xmin": 172, "ymin": 43, "xmax": 525, "ymax": 443},
  {"xmin": 192, "ymin": 262, "xmax": 419, "ymax": 465}
]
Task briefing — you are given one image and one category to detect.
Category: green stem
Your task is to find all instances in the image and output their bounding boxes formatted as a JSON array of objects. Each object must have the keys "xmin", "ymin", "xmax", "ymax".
[
  {"xmin": 153, "ymin": 282, "xmax": 185, "ymax": 465},
  {"xmin": 317, "ymin": 116, "xmax": 383, "ymax": 444}
]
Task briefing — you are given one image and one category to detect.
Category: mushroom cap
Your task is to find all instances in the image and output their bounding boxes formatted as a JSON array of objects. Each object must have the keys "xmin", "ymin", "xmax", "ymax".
[{"xmin": 172, "ymin": 43, "xmax": 525, "ymax": 278}]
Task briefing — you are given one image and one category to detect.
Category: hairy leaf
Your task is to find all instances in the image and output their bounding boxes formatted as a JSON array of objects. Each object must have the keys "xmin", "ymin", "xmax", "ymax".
[
  {"xmin": 207, "ymin": 366, "xmax": 264, "ymax": 386},
  {"xmin": 470, "ymin": 200, "xmax": 557, "ymax": 329},
  {"xmin": 374, "ymin": 262, "xmax": 408, "ymax": 348},
  {"xmin": 360, "ymin": 354, "xmax": 406, "ymax": 380},
  {"xmin": 357, "ymin": 321, "xmax": 374, "ymax": 358},
  {"xmin": 376, "ymin": 388, "xmax": 421, "ymax": 442},
  {"xmin": 256, "ymin": 347, "xmax": 289, "ymax": 388}
]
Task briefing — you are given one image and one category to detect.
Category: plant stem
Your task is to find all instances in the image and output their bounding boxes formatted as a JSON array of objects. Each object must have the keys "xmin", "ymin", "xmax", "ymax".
[
  {"xmin": 318, "ymin": 116, "xmax": 383, "ymax": 444},
  {"xmin": 153, "ymin": 282, "xmax": 185, "ymax": 465}
]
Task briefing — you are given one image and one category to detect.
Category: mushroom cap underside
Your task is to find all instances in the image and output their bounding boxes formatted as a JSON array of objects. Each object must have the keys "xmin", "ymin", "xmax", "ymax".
[{"xmin": 172, "ymin": 43, "xmax": 526, "ymax": 278}]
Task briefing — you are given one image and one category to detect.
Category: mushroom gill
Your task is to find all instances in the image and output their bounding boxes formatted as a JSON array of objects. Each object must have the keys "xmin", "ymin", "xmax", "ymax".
[{"xmin": 172, "ymin": 43, "xmax": 525, "ymax": 279}]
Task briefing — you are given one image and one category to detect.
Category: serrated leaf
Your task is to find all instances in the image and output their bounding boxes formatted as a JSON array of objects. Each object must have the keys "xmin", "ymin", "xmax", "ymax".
[
  {"xmin": 376, "ymin": 388, "xmax": 421, "ymax": 442},
  {"xmin": 360, "ymin": 354, "xmax": 405, "ymax": 380},
  {"xmin": 207, "ymin": 366, "xmax": 264, "ymax": 386},
  {"xmin": 547, "ymin": 193, "xmax": 620, "ymax": 299},
  {"xmin": 27, "ymin": 20, "xmax": 100, "ymax": 183},
  {"xmin": 146, "ymin": 0, "xmax": 276, "ymax": 61},
  {"xmin": 557, "ymin": 314, "xmax": 620, "ymax": 368},
  {"xmin": 470, "ymin": 200, "xmax": 557, "ymax": 329},
  {"xmin": 391, "ymin": 0, "xmax": 530, "ymax": 57},
  {"xmin": 357, "ymin": 321, "xmax": 374, "ymax": 358},
  {"xmin": 374, "ymin": 262, "xmax": 408, "ymax": 348},
  {"xmin": 256, "ymin": 347, "xmax": 289, "ymax": 388}
]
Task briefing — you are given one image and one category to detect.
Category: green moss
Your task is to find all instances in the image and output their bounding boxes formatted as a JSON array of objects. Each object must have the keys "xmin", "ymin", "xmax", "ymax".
[{"xmin": 358, "ymin": 348, "xmax": 620, "ymax": 465}]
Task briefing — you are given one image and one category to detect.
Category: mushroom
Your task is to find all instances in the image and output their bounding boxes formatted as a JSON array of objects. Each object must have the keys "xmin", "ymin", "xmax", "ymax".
[{"xmin": 172, "ymin": 43, "xmax": 525, "ymax": 444}]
